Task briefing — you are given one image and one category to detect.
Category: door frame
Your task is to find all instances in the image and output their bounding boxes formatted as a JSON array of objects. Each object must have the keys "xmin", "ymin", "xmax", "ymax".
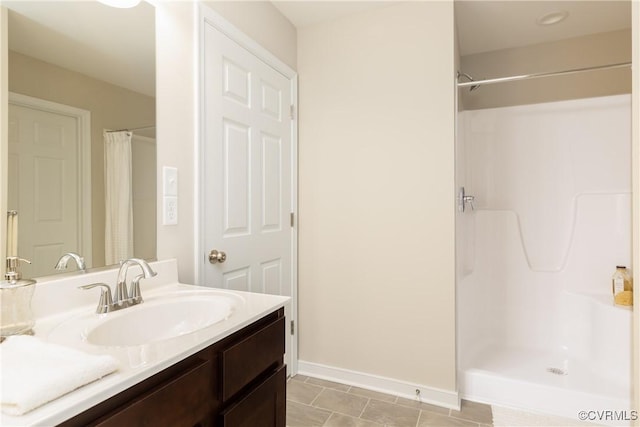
[
  {"xmin": 8, "ymin": 92, "xmax": 93, "ymax": 269},
  {"xmin": 197, "ymin": 6, "xmax": 299, "ymax": 375}
]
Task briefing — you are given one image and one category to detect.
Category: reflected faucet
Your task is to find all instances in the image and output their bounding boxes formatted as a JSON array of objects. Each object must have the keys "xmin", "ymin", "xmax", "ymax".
[
  {"xmin": 55, "ymin": 252, "xmax": 86, "ymax": 273},
  {"xmin": 114, "ymin": 258, "xmax": 157, "ymax": 308}
]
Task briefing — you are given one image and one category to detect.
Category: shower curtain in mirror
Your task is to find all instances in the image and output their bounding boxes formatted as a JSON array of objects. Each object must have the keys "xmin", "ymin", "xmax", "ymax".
[{"xmin": 104, "ymin": 130, "xmax": 134, "ymax": 265}]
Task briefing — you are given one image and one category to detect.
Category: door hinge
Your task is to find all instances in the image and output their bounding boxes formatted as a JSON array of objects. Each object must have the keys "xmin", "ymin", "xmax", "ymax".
[
  {"xmin": 290, "ymin": 320, "xmax": 295, "ymax": 335},
  {"xmin": 290, "ymin": 212, "xmax": 294, "ymax": 227},
  {"xmin": 290, "ymin": 104, "xmax": 295, "ymax": 120}
]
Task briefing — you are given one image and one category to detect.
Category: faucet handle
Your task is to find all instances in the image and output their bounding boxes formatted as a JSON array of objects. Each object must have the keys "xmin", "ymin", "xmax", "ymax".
[
  {"xmin": 79, "ymin": 283, "xmax": 113, "ymax": 314},
  {"xmin": 129, "ymin": 274, "xmax": 144, "ymax": 305},
  {"xmin": 114, "ymin": 281, "xmax": 129, "ymax": 307}
]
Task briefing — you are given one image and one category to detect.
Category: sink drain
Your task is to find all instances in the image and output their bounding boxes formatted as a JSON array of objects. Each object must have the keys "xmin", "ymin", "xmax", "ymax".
[{"xmin": 546, "ymin": 367, "xmax": 567, "ymax": 376}]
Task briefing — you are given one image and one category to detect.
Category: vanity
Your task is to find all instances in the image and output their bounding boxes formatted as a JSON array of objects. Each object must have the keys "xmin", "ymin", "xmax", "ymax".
[{"xmin": 0, "ymin": 259, "xmax": 289, "ymax": 427}]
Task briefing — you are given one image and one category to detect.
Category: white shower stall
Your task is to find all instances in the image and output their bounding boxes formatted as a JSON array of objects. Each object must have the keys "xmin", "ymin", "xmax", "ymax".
[{"xmin": 456, "ymin": 94, "xmax": 633, "ymax": 424}]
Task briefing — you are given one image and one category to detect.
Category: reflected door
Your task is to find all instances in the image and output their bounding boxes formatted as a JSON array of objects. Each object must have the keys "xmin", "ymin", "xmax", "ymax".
[
  {"xmin": 8, "ymin": 101, "xmax": 83, "ymax": 277},
  {"xmin": 202, "ymin": 22, "xmax": 294, "ymax": 371}
]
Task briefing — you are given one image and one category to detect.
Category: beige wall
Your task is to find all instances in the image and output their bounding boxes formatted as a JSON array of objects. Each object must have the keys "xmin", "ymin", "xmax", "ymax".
[
  {"xmin": 632, "ymin": 1, "xmax": 639, "ymax": 421},
  {"xmin": 1, "ymin": 8, "xmax": 8, "ymax": 275},
  {"xmin": 155, "ymin": 1, "xmax": 198, "ymax": 283},
  {"xmin": 460, "ymin": 29, "xmax": 631, "ymax": 110},
  {"xmin": 155, "ymin": 1, "xmax": 297, "ymax": 284},
  {"xmin": 132, "ymin": 135, "xmax": 156, "ymax": 261},
  {"xmin": 203, "ymin": 1, "xmax": 296, "ymax": 70},
  {"xmin": 298, "ymin": 1, "xmax": 456, "ymax": 391},
  {"xmin": 8, "ymin": 51, "xmax": 155, "ymax": 268}
]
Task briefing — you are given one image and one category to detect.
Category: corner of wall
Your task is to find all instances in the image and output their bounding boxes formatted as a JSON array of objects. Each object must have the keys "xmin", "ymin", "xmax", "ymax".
[
  {"xmin": 632, "ymin": 1, "xmax": 640, "ymax": 422},
  {"xmin": 155, "ymin": 2, "xmax": 199, "ymax": 284},
  {"xmin": 1, "ymin": 7, "xmax": 8, "ymax": 276},
  {"xmin": 454, "ymin": 10, "xmax": 463, "ymax": 113}
]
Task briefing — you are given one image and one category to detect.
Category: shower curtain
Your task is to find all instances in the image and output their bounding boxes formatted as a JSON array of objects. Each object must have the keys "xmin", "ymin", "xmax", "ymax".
[{"xmin": 104, "ymin": 130, "xmax": 134, "ymax": 265}]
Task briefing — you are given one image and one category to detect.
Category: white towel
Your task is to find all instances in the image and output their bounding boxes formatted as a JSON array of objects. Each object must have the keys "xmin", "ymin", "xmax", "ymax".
[{"xmin": 0, "ymin": 335, "xmax": 119, "ymax": 416}]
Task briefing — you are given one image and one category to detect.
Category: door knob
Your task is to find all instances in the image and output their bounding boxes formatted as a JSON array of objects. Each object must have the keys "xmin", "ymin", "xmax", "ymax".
[{"xmin": 209, "ymin": 249, "xmax": 227, "ymax": 264}]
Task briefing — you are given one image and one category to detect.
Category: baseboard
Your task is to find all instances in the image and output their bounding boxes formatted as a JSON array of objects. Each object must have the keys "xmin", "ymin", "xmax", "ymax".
[{"xmin": 297, "ymin": 360, "xmax": 460, "ymax": 411}]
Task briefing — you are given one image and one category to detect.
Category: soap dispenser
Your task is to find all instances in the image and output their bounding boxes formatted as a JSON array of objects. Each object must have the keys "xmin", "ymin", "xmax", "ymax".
[
  {"xmin": 612, "ymin": 266, "xmax": 633, "ymax": 307},
  {"xmin": 0, "ymin": 257, "xmax": 37, "ymax": 339}
]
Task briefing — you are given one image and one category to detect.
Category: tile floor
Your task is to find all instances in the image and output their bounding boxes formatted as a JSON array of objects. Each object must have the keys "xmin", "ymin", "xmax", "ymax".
[{"xmin": 286, "ymin": 375, "xmax": 493, "ymax": 427}]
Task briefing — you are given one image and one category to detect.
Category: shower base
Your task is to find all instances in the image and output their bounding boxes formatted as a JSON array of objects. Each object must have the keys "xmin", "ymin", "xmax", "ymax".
[{"xmin": 459, "ymin": 346, "xmax": 632, "ymax": 426}]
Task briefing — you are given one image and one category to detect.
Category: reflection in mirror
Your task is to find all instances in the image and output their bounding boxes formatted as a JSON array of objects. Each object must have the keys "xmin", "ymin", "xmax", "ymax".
[{"xmin": 4, "ymin": 1, "xmax": 156, "ymax": 278}]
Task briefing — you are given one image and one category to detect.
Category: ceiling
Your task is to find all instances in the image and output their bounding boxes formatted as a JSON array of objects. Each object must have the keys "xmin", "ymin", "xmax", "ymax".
[
  {"xmin": 5, "ymin": 1, "xmax": 155, "ymax": 97},
  {"xmin": 3, "ymin": 1, "xmax": 631, "ymax": 95},
  {"xmin": 272, "ymin": 1, "xmax": 394, "ymax": 28},
  {"xmin": 273, "ymin": 0, "xmax": 631, "ymax": 57},
  {"xmin": 455, "ymin": 1, "xmax": 631, "ymax": 56}
]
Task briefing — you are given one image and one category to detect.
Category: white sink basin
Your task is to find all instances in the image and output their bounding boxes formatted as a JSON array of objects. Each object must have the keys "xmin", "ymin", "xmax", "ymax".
[
  {"xmin": 48, "ymin": 290, "xmax": 242, "ymax": 347},
  {"xmin": 86, "ymin": 295, "xmax": 235, "ymax": 346}
]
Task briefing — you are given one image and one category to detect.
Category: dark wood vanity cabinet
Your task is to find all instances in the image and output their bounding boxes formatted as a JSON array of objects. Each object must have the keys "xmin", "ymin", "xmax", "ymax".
[{"xmin": 60, "ymin": 309, "xmax": 285, "ymax": 427}]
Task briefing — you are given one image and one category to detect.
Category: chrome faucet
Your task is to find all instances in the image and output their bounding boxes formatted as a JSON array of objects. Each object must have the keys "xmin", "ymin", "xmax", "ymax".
[
  {"xmin": 55, "ymin": 252, "xmax": 86, "ymax": 273},
  {"xmin": 114, "ymin": 258, "xmax": 157, "ymax": 308},
  {"xmin": 79, "ymin": 258, "xmax": 157, "ymax": 314}
]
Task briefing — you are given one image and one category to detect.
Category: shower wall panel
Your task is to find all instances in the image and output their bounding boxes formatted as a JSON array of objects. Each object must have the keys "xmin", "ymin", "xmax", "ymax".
[
  {"xmin": 465, "ymin": 95, "xmax": 630, "ymax": 273},
  {"xmin": 458, "ymin": 94, "xmax": 632, "ymax": 363}
]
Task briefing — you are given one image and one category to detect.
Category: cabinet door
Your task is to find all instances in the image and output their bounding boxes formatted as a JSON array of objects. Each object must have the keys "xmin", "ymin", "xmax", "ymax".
[
  {"xmin": 221, "ymin": 316, "xmax": 284, "ymax": 401},
  {"xmin": 91, "ymin": 358, "xmax": 214, "ymax": 427},
  {"xmin": 219, "ymin": 366, "xmax": 286, "ymax": 427}
]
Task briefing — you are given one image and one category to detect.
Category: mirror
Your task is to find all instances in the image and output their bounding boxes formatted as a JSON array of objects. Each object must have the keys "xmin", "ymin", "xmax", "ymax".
[{"xmin": 3, "ymin": 1, "xmax": 156, "ymax": 277}]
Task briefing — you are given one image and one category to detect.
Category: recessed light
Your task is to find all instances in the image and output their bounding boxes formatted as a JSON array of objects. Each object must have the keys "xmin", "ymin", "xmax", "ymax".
[
  {"xmin": 536, "ymin": 10, "xmax": 569, "ymax": 26},
  {"xmin": 97, "ymin": 0, "xmax": 141, "ymax": 8}
]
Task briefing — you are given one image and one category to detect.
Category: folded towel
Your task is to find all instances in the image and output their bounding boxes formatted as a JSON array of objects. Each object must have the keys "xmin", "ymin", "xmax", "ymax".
[{"xmin": 0, "ymin": 335, "xmax": 119, "ymax": 416}]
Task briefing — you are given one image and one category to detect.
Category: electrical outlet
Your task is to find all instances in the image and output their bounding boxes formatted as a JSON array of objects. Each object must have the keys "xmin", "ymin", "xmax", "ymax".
[{"xmin": 163, "ymin": 196, "xmax": 178, "ymax": 225}]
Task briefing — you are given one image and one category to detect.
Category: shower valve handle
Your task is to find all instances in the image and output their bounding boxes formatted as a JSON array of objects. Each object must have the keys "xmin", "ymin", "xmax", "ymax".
[
  {"xmin": 457, "ymin": 187, "xmax": 476, "ymax": 212},
  {"xmin": 463, "ymin": 195, "xmax": 475, "ymax": 211}
]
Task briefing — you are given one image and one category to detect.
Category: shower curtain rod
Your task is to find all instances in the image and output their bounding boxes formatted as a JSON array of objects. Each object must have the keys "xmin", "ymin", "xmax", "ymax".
[
  {"xmin": 457, "ymin": 61, "xmax": 631, "ymax": 89},
  {"xmin": 105, "ymin": 125, "xmax": 155, "ymax": 133}
]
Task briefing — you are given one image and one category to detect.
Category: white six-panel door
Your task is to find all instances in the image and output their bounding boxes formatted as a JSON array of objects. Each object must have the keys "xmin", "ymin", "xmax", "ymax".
[
  {"xmin": 8, "ymin": 96, "xmax": 90, "ymax": 278},
  {"xmin": 202, "ymin": 15, "xmax": 296, "ymax": 372}
]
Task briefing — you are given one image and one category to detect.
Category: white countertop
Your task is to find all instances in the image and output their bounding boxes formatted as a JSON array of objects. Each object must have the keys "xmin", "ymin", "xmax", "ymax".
[{"xmin": 0, "ymin": 259, "xmax": 289, "ymax": 427}]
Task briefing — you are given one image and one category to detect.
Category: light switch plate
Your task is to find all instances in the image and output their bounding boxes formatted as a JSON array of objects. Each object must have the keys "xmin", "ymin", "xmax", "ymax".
[{"xmin": 163, "ymin": 166, "xmax": 178, "ymax": 197}]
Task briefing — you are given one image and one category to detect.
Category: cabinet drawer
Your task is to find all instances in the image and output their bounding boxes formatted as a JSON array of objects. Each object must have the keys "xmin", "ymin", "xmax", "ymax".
[
  {"xmin": 91, "ymin": 358, "xmax": 213, "ymax": 427},
  {"xmin": 220, "ymin": 365, "xmax": 286, "ymax": 427},
  {"xmin": 221, "ymin": 316, "xmax": 284, "ymax": 401}
]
